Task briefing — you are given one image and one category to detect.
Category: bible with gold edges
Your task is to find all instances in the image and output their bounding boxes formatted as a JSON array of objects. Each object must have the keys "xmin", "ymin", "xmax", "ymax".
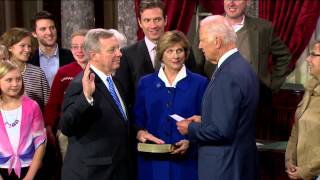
[{"xmin": 137, "ymin": 143, "xmax": 174, "ymax": 153}]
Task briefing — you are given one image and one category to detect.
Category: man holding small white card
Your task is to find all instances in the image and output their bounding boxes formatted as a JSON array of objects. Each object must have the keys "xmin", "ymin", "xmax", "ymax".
[{"xmin": 176, "ymin": 15, "xmax": 259, "ymax": 180}]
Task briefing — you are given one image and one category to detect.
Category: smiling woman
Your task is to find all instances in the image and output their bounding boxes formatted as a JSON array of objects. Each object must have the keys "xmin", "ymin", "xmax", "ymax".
[
  {"xmin": 285, "ymin": 41, "xmax": 320, "ymax": 180},
  {"xmin": 0, "ymin": 27, "xmax": 49, "ymax": 111}
]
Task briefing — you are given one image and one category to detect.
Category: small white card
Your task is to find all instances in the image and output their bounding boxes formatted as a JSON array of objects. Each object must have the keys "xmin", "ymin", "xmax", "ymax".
[{"xmin": 170, "ymin": 114, "xmax": 185, "ymax": 122}]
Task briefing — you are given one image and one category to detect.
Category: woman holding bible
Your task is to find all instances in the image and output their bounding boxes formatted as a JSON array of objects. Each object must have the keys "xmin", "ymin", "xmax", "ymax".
[{"xmin": 134, "ymin": 30, "xmax": 208, "ymax": 180}]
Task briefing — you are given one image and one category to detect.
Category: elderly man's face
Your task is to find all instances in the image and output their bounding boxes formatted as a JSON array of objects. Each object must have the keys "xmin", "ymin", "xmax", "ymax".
[
  {"xmin": 224, "ymin": 0, "xmax": 248, "ymax": 20},
  {"xmin": 92, "ymin": 36, "xmax": 122, "ymax": 75},
  {"xmin": 306, "ymin": 43, "xmax": 320, "ymax": 78},
  {"xmin": 198, "ymin": 27, "xmax": 219, "ymax": 64}
]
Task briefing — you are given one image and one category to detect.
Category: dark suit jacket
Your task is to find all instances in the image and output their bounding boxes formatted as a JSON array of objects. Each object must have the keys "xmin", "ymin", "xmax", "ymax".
[
  {"xmin": 115, "ymin": 39, "xmax": 201, "ymax": 109},
  {"xmin": 29, "ymin": 47, "xmax": 74, "ymax": 67},
  {"xmin": 188, "ymin": 52, "xmax": 260, "ymax": 180},
  {"xmin": 59, "ymin": 71, "xmax": 133, "ymax": 180},
  {"xmin": 204, "ymin": 16, "xmax": 291, "ymax": 91}
]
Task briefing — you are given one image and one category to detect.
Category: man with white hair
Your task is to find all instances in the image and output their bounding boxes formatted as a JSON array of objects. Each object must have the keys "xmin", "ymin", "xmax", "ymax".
[
  {"xmin": 177, "ymin": 15, "xmax": 259, "ymax": 180},
  {"xmin": 59, "ymin": 28, "xmax": 163, "ymax": 180}
]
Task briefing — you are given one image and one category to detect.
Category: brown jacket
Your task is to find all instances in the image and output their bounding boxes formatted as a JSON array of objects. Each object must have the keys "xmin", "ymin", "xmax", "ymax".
[
  {"xmin": 285, "ymin": 78, "xmax": 320, "ymax": 180},
  {"xmin": 202, "ymin": 16, "xmax": 291, "ymax": 91}
]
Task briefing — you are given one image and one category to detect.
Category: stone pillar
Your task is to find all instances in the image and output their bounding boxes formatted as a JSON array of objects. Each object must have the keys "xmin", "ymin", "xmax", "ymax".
[
  {"xmin": 116, "ymin": 0, "xmax": 138, "ymax": 46},
  {"xmin": 61, "ymin": 0, "xmax": 94, "ymax": 48}
]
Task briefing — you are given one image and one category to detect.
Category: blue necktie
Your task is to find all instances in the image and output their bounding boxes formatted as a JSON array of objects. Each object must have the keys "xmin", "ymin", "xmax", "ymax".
[{"xmin": 106, "ymin": 77, "xmax": 127, "ymax": 120}]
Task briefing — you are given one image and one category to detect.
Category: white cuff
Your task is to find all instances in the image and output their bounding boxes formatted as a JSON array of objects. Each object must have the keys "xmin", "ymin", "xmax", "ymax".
[{"xmin": 86, "ymin": 96, "xmax": 94, "ymax": 106}]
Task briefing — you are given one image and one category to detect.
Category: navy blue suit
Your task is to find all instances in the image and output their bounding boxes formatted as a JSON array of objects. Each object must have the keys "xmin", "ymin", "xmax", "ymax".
[
  {"xmin": 188, "ymin": 52, "xmax": 260, "ymax": 180},
  {"xmin": 59, "ymin": 71, "xmax": 135, "ymax": 180}
]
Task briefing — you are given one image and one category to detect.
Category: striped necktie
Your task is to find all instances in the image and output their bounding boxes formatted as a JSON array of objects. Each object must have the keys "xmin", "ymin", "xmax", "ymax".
[{"xmin": 106, "ymin": 77, "xmax": 127, "ymax": 121}]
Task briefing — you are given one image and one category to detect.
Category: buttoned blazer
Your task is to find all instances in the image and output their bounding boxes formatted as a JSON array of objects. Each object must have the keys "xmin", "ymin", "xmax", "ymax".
[
  {"xmin": 115, "ymin": 39, "xmax": 200, "ymax": 109},
  {"xmin": 188, "ymin": 52, "xmax": 260, "ymax": 180},
  {"xmin": 133, "ymin": 69, "xmax": 208, "ymax": 180},
  {"xmin": 59, "ymin": 71, "xmax": 132, "ymax": 180}
]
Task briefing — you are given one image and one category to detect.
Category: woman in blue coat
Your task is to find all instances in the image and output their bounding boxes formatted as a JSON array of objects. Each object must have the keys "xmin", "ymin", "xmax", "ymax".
[{"xmin": 134, "ymin": 30, "xmax": 208, "ymax": 180}]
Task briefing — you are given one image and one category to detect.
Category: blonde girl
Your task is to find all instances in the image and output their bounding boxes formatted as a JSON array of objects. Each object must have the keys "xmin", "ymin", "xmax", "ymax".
[{"xmin": 0, "ymin": 61, "xmax": 46, "ymax": 180}]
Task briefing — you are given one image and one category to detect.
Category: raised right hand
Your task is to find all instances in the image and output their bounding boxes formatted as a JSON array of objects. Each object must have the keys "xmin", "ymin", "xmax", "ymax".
[{"xmin": 82, "ymin": 64, "xmax": 95, "ymax": 99}]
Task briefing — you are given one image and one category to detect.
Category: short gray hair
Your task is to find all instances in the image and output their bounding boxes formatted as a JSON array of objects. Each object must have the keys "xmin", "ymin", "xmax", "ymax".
[
  {"xmin": 200, "ymin": 15, "xmax": 237, "ymax": 45},
  {"xmin": 84, "ymin": 28, "xmax": 114, "ymax": 61},
  {"xmin": 108, "ymin": 29, "xmax": 127, "ymax": 49}
]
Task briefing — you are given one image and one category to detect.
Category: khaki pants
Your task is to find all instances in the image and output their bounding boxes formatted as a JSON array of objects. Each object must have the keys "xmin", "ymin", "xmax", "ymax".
[{"xmin": 57, "ymin": 130, "xmax": 68, "ymax": 160}]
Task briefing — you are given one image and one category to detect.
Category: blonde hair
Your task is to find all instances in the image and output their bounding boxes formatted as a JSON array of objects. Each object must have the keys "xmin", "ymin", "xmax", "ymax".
[
  {"xmin": 71, "ymin": 29, "xmax": 88, "ymax": 40},
  {"xmin": 155, "ymin": 30, "xmax": 190, "ymax": 64},
  {"xmin": 0, "ymin": 61, "xmax": 24, "ymax": 96}
]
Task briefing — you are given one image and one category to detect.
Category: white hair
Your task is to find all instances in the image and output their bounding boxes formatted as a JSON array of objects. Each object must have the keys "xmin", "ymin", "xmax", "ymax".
[
  {"xmin": 200, "ymin": 15, "xmax": 237, "ymax": 45},
  {"xmin": 108, "ymin": 29, "xmax": 128, "ymax": 49},
  {"xmin": 84, "ymin": 28, "xmax": 114, "ymax": 61}
]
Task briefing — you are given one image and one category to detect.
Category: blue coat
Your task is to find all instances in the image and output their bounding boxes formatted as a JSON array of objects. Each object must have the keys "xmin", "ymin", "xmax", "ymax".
[
  {"xmin": 189, "ymin": 52, "xmax": 260, "ymax": 180},
  {"xmin": 134, "ymin": 69, "xmax": 208, "ymax": 180}
]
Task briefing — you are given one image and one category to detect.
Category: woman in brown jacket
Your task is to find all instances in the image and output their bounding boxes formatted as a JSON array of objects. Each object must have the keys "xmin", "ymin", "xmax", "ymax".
[{"xmin": 285, "ymin": 40, "xmax": 320, "ymax": 180}]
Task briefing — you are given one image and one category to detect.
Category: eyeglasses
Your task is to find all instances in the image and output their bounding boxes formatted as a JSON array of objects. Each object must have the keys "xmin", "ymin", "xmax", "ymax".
[
  {"xmin": 71, "ymin": 45, "xmax": 84, "ymax": 50},
  {"xmin": 309, "ymin": 51, "xmax": 320, "ymax": 57}
]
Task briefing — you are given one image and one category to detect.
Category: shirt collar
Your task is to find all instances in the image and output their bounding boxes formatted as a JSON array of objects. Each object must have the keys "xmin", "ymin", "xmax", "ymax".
[
  {"xmin": 232, "ymin": 15, "xmax": 245, "ymax": 32},
  {"xmin": 144, "ymin": 36, "xmax": 157, "ymax": 53},
  {"xmin": 90, "ymin": 64, "xmax": 112, "ymax": 83},
  {"xmin": 39, "ymin": 44, "xmax": 59, "ymax": 57},
  {"xmin": 218, "ymin": 48, "xmax": 238, "ymax": 68},
  {"xmin": 158, "ymin": 65, "xmax": 187, "ymax": 88}
]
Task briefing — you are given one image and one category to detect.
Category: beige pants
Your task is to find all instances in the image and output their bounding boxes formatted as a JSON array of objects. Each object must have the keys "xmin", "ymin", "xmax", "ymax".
[{"xmin": 56, "ymin": 130, "xmax": 68, "ymax": 160}]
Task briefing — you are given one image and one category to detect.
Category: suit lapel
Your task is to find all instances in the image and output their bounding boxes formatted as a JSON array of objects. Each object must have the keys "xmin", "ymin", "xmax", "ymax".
[
  {"xmin": 32, "ymin": 49, "xmax": 41, "ymax": 66},
  {"xmin": 94, "ymin": 75, "xmax": 126, "ymax": 121},
  {"xmin": 205, "ymin": 52, "xmax": 240, "ymax": 96},
  {"xmin": 139, "ymin": 40, "xmax": 154, "ymax": 72},
  {"xmin": 245, "ymin": 16, "xmax": 259, "ymax": 72},
  {"xmin": 58, "ymin": 48, "xmax": 67, "ymax": 67}
]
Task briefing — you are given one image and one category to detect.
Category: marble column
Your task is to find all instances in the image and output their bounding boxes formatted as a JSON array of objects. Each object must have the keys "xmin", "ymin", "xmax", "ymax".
[
  {"xmin": 61, "ymin": 0, "xmax": 94, "ymax": 48},
  {"xmin": 116, "ymin": 0, "xmax": 138, "ymax": 46}
]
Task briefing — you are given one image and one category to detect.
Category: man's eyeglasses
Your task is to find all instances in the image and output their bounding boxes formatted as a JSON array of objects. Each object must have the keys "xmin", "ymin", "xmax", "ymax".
[{"xmin": 309, "ymin": 51, "xmax": 320, "ymax": 57}]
